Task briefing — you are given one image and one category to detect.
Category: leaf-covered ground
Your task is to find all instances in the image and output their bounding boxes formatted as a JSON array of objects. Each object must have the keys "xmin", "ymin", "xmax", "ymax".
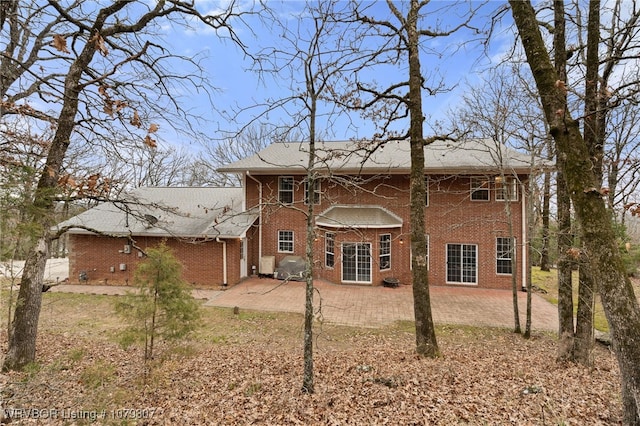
[{"xmin": 0, "ymin": 293, "xmax": 622, "ymax": 425}]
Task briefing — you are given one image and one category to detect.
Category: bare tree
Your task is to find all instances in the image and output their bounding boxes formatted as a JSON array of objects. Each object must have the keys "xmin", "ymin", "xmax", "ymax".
[
  {"xmin": 1, "ymin": 0, "xmax": 253, "ymax": 371},
  {"xmin": 195, "ymin": 124, "xmax": 284, "ymax": 187},
  {"xmin": 453, "ymin": 65, "xmax": 550, "ymax": 337},
  {"xmin": 346, "ymin": 0, "xmax": 481, "ymax": 357},
  {"xmin": 510, "ymin": 1, "xmax": 640, "ymax": 422},
  {"xmin": 236, "ymin": 0, "xmax": 374, "ymax": 393}
]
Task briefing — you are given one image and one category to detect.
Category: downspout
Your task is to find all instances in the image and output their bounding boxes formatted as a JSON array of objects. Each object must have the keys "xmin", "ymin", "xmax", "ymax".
[
  {"xmin": 216, "ymin": 237, "xmax": 227, "ymax": 287},
  {"xmin": 246, "ymin": 171, "xmax": 263, "ymax": 261},
  {"xmin": 521, "ymin": 182, "xmax": 527, "ymax": 290}
]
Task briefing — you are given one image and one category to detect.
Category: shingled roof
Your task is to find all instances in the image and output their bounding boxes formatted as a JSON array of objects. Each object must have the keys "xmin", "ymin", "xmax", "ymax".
[
  {"xmin": 218, "ymin": 138, "xmax": 544, "ymax": 175},
  {"xmin": 54, "ymin": 187, "xmax": 258, "ymax": 239}
]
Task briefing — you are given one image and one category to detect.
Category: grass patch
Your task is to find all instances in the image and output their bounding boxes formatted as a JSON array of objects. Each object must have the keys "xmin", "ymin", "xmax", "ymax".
[
  {"xmin": 80, "ymin": 360, "xmax": 116, "ymax": 389},
  {"xmin": 531, "ymin": 266, "xmax": 640, "ymax": 333}
]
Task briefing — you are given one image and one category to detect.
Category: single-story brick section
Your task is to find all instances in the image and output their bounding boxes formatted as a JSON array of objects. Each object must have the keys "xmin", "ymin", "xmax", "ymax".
[{"xmin": 55, "ymin": 187, "xmax": 257, "ymax": 287}]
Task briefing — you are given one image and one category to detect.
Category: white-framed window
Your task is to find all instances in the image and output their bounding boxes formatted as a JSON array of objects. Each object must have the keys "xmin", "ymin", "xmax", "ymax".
[
  {"xmin": 471, "ymin": 177, "xmax": 490, "ymax": 201},
  {"xmin": 495, "ymin": 176, "xmax": 518, "ymax": 201},
  {"xmin": 325, "ymin": 232, "xmax": 335, "ymax": 268},
  {"xmin": 379, "ymin": 234, "xmax": 391, "ymax": 270},
  {"xmin": 496, "ymin": 237, "xmax": 514, "ymax": 275},
  {"xmin": 446, "ymin": 243, "xmax": 478, "ymax": 284},
  {"xmin": 342, "ymin": 242, "xmax": 372, "ymax": 283},
  {"xmin": 304, "ymin": 179, "xmax": 321, "ymax": 205},
  {"xmin": 278, "ymin": 177, "xmax": 294, "ymax": 204},
  {"xmin": 278, "ymin": 230, "xmax": 294, "ymax": 253}
]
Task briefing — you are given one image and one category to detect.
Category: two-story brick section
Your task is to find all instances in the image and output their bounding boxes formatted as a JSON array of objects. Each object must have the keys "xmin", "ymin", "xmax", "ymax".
[
  {"xmin": 219, "ymin": 138, "xmax": 543, "ymax": 290},
  {"xmin": 56, "ymin": 138, "xmax": 543, "ymax": 290}
]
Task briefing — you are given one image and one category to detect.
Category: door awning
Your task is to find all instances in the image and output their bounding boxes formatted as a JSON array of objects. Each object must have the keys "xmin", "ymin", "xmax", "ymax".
[{"xmin": 316, "ymin": 205, "xmax": 403, "ymax": 229}]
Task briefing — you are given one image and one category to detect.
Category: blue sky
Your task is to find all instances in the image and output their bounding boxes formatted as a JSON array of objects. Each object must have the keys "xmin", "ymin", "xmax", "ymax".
[{"xmin": 159, "ymin": 1, "xmax": 514, "ymax": 149}]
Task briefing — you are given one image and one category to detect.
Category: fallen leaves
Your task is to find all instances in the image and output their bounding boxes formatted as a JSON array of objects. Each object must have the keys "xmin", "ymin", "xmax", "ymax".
[{"xmin": 0, "ymin": 295, "xmax": 625, "ymax": 425}]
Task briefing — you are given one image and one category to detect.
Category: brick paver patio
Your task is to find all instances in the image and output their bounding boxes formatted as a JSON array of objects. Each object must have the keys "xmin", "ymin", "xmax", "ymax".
[
  {"xmin": 203, "ymin": 278, "xmax": 558, "ymax": 330},
  {"xmin": 51, "ymin": 277, "xmax": 558, "ymax": 330}
]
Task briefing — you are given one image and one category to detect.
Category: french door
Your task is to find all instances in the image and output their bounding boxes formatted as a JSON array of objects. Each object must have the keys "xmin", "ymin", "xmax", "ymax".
[
  {"xmin": 446, "ymin": 243, "xmax": 477, "ymax": 284},
  {"xmin": 342, "ymin": 243, "xmax": 372, "ymax": 284}
]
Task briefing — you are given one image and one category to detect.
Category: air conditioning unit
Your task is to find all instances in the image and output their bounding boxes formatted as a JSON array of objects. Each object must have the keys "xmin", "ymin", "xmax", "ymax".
[
  {"xmin": 259, "ymin": 256, "xmax": 275, "ymax": 276},
  {"xmin": 123, "ymin": 245, "xmax": 131, "ymax": 254},
  {"xmin": 119, "ymin": 263, "xmax": 127, "ymax": 271}
]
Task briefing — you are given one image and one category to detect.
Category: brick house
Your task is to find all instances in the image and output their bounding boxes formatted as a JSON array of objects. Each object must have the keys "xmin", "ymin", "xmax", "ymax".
[
  {"xmin": 55, "ymin": 187, "xmax": 258, "ymax": 287},
  {"xmin": 57, "ymin": 138, "xmax": 542, "ymax": 290},
  {"xmin": 219, "ymin": 138, "xmax": 541, "ymax": 290}
]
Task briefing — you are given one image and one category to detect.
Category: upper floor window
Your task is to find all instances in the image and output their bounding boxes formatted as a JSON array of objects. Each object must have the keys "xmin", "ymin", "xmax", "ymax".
[
  {"xmin": 470, "ymin": 177, "xmax": 490, "ymax": 201},
  {"xmin": 496, "ymin": 237, "xmax": 514, "ymax": 274},
  {"xmin": 379, "ymin": 234, "xmax": 391, "ymax": 270},
  {"xmin": 495, "ymin": 176, "xmax": 518, "ymax": 201},
  {"xmin": 278, "ymin": 177, "xmax": 294, "ymax": 204},
  {"xmin": 278, "ymin": 230, "xmax": 294, "ymax": 253},
  {"xmin": 304, "ymin": 179, "xmax": 321, "ymax": 205}
]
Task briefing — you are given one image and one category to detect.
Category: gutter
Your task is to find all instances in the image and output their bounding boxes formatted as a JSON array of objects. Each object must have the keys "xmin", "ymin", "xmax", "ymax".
[
  {"xmin": 216, "ymin": 237, "xmax": 228, "ymax": 287},
  {"xmin": 246, "ymin": 171, "xmax": 263, "ymax": 262},
  {"xmin": 521, "ymin": 182, "xmax": 527, "ymax": 291}
]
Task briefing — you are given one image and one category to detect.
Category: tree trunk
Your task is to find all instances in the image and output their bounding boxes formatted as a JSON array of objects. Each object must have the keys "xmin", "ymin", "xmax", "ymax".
[
  {"xmin": 510, "ymin": 2, "xmax": 640, "ymax": 422},
  {"xmin": 302, "ymin": 82, "xmax": 317, "ymax": 394},
  {"xmin": 551, "ymin": 0, "xmax": 575, "ymax": 362},
  {"xmin": 539, "ymin": 171, "xmax": 551, "ymax": 271},
  {"xmin": 556, "ymin": 169, "xmax": 575, "ymax": 361},
  {"xmin": 570, "ymin": 0, "xmax": 602, "ymax": 367},
  {"xmin": 407, "ymin": 0, "xmax": 438, "ymax": 358},
  {"xmin": 573, "ymin": 258, "xmax": 595, "ymax": 364},
  {"xmin": 2, "ymin": 237, "xmax": 48, "ymax": 371},
  {"xmin": 3, "ymin": 32, "xmax": 97, "ymax": 371}
]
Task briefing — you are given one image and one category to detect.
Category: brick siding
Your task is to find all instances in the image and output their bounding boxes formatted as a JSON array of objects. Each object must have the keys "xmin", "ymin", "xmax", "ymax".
[
  {"xmin": 67, "ymin": 234, "xmax": 241, "ymax": 288},
  {"xmin": 246, "ymin": 173, "xmax": 525, "ymax": 290}
]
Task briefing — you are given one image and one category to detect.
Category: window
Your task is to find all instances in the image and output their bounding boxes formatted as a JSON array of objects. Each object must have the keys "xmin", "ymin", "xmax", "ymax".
[
  {"xmin": 496, "ymin": 237, "xmax": 514, "ymax": 274},
  {"xmin": 446, "ymin": 243, "xmax": 477, "ymax": 284},
  {"xmin": 471, "ymin": 177, "xmax": 490, "ymax": 201},
  {"xmin": 495, "ymin": 176, "xmax": 518, "ymax": 201},
  {"xmin": 304, "ymin": 179, "xmax": 321, "ymax": 205},
  {"xmin": 379, "ymin": 234, "xmax": 391, "ymax": 270},
  {"xmin": 278, "ymin": 177, "xmax": 294, "ymax": 204},
  {"xmin": 342, "ymin": 243, "xmax": 372, "ymax": 283},
  {"xmin": 325, "ymin": 232, "xmax": 335, "ymax": 268},
  {"xmin": 278, "ymin": 230, "xmax": 294, "ymax": 253}
]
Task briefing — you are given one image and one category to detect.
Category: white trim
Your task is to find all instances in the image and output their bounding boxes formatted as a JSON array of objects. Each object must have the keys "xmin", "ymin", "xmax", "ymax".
[
  {"xmin": 495, "ymin": 176, "xmax": 519, "ymax": 201},
  {"xmin": 496, "ymin": 237, "xmax": 515, "ymax": 275},
  {"xmin": 304, "ymin": 179, "xmax": 321, "ymax": 205},
  {"xmin": 278, "ymin": 230, "xmax": 294, "ymax": 253},
  {"xmin": 341, "ymin": 242, "xmax": 372, "ymax": 284},
  {"xmin": 470, "ymin": 177, "xmax": 490, "ymax": 201},
  {"xmin": 325, "ymin": 232, "xmax": 335, "ymax": 268},
  {"xmin": 379, "ymin": 233, "xmax": 391, "ymax": 271},
  {"xmin": 278, "ymin": 176, "xmax": 294, "ymax": 204}
]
